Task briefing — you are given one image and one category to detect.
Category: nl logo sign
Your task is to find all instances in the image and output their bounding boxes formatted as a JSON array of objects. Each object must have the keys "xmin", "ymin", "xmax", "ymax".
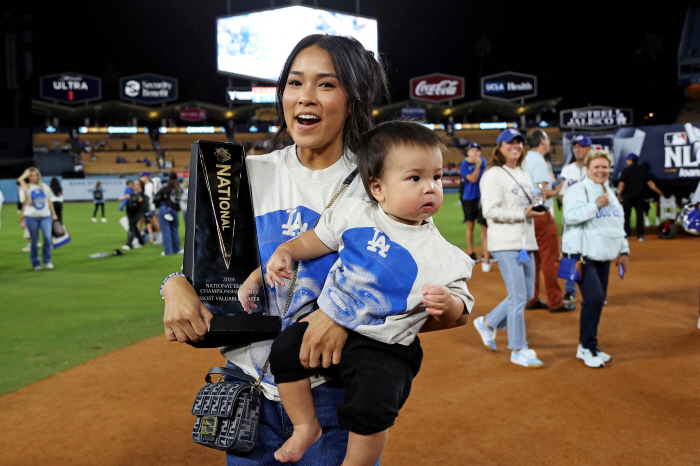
[{"xmin": 664, "ymin": 124, "xmax": 700, "ymax": 178}]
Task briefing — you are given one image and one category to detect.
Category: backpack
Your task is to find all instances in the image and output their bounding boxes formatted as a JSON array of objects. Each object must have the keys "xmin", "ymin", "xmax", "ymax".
[{"xmin": 94, "ymin": 189, "xmax": 103, "ymax": 201}]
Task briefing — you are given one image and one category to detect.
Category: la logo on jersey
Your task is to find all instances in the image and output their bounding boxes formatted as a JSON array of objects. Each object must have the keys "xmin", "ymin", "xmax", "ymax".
[
  {"xmin": 282, "ymin": 208, "xmax": 308, "ymax": 237},
  {"xmin": 366, "ymin": 228, "xmax": 390, "ymax": 258}
]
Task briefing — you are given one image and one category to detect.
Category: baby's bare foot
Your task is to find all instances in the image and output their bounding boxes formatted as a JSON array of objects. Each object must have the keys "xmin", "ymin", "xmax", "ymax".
[{"xmin": 274, "ymin": 421, "xmax": 322, "ymax": 463}]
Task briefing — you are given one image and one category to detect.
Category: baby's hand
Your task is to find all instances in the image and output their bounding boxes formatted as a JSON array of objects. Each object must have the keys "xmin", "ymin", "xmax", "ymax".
[
  {"xmin": 421, "ymin": 284, "xmax": 453, "ymax": 321},
  {"xmin": 266, "ymin": 249, "xmax": 293, "ymax": 288}
]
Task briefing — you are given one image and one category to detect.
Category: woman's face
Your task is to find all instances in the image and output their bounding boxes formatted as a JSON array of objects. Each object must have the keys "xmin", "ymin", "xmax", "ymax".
[
  {"xmin": 28, "ymin": 171, "xmax": 39, "ymax": 184},
  {"xmin": 282, "ymin": 45, "xmax": 349, "ymax": 156},
  {"xmin": 499, "ymin": 139, "xmax": 523, "ymax": 165},
  {"xmin": 586, "ymin": 156, "xmax": 610, "ymax": 184}
]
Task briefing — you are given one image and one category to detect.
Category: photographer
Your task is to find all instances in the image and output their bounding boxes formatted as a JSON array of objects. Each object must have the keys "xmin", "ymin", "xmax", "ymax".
[{"xmin": 156, "ymin": 173, "xmax": 183, "ymax": 256}]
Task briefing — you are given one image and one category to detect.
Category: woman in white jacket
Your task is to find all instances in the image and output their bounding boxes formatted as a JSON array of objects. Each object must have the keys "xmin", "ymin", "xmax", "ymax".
[
  {"xmin": 562, "ymin": 150, "xmax": 629, "ymax": 368},
  {"xmin": 473, "ymin": 129, "xmax": 546, "ymax": 368}
]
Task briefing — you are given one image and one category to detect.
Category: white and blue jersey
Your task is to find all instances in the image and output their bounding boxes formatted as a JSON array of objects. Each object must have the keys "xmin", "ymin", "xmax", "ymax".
[
  {"xmin": 221, "ymin": 145, "xmax": 367, "ymax": 400},
  {"xmin": 19, "ymin": 182, "xmax": 52, "ymax": 218},
  {"xmin": 314, "ymin": 198, "xmax": 474, "ymax": 346}
]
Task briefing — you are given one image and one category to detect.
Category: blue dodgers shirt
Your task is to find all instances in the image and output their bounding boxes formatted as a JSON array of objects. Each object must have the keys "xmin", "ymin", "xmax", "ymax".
[{"xmin": 460, "ymin": 157, "xmax": 486, "ymax": 201}]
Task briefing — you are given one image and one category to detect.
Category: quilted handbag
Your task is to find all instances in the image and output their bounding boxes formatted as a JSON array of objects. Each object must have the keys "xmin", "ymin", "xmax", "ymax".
[{"xmin": 191, "ymin": 367, "xmax": 262, "ymax": 453}]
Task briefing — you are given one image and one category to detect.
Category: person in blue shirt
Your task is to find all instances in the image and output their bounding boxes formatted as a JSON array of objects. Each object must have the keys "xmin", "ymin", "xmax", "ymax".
[{"xmin": 460, "ymin": 142, "xmax": 490, "ymax": 271}]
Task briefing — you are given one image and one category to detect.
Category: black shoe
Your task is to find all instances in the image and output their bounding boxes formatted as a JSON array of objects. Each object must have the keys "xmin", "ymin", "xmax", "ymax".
[
  {"xmin": 468, "ymin": 252, "xmax": 479, "ymax": 263},
  {"xmin": 550, "ymin": 303, "xmax": 576, "ymax": 313},
  {"xmin": 526, "ymin": 299, "xmax": 548, "ymax": 310},
  {"xmin": 563, "ymin": 291, "xmax": 576, "ymax": 304}
]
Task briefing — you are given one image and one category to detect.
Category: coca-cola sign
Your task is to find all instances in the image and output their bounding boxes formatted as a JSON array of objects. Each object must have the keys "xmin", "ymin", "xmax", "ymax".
[
  {"xmin": 180, "ymin": 108, "xmax": 206, "ymax": 122},
  {"xmin": 410, "ymin": 73, "xmax": 464, "ymax": 103}
]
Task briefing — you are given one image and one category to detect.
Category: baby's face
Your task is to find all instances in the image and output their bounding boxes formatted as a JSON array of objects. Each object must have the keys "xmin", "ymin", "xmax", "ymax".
[{"xmin": 372, "ymin": 144, "xmax": 444, "ymax": 225}]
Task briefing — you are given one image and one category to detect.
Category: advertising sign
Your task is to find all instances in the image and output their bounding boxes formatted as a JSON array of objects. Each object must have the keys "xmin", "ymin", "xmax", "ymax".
[
  {"xmin": 401, "ymin": 106, "xmax": 426, "ymax": 119},
  {"xmin": 481, "ymin": 71, "xmax": 537, "ymax": 101},
  {"xmin": 410, "ymin": 73, "xmax": 465, "ymax": 103},
  {"xmin": 560, "ymin": 106, "xmax": 632, "ymax": 130},
  {"xmin": 562, "ymin": 132, "xmax": 615, "ymax": 166},
  {"xmin": 612, "ymin": 122, "xmax": 700, "ymax": 184},
  {"xmin": 226, "ymin": 87, "xmax": 253, "ymax": 103},
  {"xmin": 120, "ymin": 73, "xmax": 178, "ymax": 105},
  {"xmin": 40, "ymin": 72, "xmax": 101, "ymax": 104},
  {"xmin": 180, "ymin": 108, "xmax": 207, "ymax": 122}
]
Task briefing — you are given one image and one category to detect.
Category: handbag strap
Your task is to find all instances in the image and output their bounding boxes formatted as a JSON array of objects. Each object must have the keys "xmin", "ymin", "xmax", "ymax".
[
  {"xmin": 252, "ymin": 169, "xmax": 359, "ymax": 390},
  {"xmin": 500, "ymin": 166, "xmax": 533, "ymax": 204}
]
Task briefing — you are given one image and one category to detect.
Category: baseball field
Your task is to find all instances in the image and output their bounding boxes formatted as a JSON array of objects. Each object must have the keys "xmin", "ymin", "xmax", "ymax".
[{"xmin": 0, "ymin": 196, "xmax": 698, "ymax": 465}]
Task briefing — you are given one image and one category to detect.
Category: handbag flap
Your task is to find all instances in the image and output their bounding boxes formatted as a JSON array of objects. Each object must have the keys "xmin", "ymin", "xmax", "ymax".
[{"xmin": 191, "ymin": 381, "xmax": 249, "ymax": 417}]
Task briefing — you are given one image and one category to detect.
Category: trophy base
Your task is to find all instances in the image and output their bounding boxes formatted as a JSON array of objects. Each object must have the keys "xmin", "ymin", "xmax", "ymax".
[{"xmin": 186, "ymin": 315, "xmax": 281, "ymax": 348}]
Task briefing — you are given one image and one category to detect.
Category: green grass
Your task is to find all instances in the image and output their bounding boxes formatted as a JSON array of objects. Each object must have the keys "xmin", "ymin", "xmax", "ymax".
[
  {"xmin": 0, "ymin": 193, "xmax": 654, "ymax": 395},
  {"xmin": 0, "ymin": 201, "xmax": 184, "ymax": 395}
]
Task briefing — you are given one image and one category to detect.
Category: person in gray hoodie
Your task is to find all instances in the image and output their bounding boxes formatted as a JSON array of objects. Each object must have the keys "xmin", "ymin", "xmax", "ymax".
[{"xmin": 562, "ymin": 150, "xmax": 629, "ymax": 368}]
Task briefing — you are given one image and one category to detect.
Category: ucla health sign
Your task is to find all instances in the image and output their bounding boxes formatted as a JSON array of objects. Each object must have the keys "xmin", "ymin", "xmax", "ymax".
[
  {"xmin": 120, "ymin": 73, "xmax": 178, "ymax": 105},
  {"xmin": 481, "ymin": 71, "xmax": 537, "ymax": 101},
  {"xmin": 40, "ymin": 72, "xmax": 101, "ymax": 104}
]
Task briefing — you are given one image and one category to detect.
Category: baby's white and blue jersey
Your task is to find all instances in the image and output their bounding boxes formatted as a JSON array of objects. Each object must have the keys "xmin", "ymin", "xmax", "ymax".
[
  {"xmin": 221, "ymin": 145, "xmax": 367, "ymax": 400},
  {"xmin": 314, "ymin": 198, "xmax": 474, "ymax": 346}
]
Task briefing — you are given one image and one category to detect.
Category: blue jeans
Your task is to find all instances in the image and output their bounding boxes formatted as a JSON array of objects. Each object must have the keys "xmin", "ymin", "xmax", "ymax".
[
  {"xmin": 486, "ymin": 250, "xmax": 535, "ymax": 350},
  {"xmin": 225, "ymin": 362, "xmax": 380, "ymax": 466},
  {"xmin": 158, "ymin": 205, "xmax": 180, "ymax": 255},
  {"xmin": 565, "ymin": 279, "xmax": 577, "ymax": 295},
  {"xmin": 25, "ymin": 216, "xmax": 53, "ymax": 267}
]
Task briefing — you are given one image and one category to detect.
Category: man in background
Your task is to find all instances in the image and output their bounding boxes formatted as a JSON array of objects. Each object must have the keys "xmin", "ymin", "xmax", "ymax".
[
  {"xmin": 617, "ymin": 153, "xmax": 664, "ymax": 242},
  {"xmin": 461, "ymin": 142, "xmax": 491, "ymax": 271},
  {"xmin": 558, "ymin": 134, "xmax": 593, "ymax": 305},
  {"xmin": 523, "ymin": 128, "xmax": 572, "ymax": 313}
]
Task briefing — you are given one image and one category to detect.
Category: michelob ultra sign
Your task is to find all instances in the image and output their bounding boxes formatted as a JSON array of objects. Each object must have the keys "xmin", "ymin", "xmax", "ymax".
[{"xmin": 40, "ymin": 72, "xmax": 101, "ymax": 104}]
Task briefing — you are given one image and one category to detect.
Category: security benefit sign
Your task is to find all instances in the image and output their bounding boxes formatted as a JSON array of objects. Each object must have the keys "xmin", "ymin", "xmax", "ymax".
[
  {"xmin": 183, "ymin": 140, "xmax": 279, "ymax": 348},
  {"xmin": 612, "ymin": 122, "xmax": 700, "ymax": 181},
  {"xmin": 481, "ymin": 71, "xmax": 537, "ymax": 101},
  {"xmin": 560, "ymin": 106, "xmax": 632, "ymax": 130},
  {"xmin": 40, "ymin": 72, "xmax": 101, "ymax": 104},
  {"xmin": 119, "ymin": 73, "xmax": 178, "ymax": 105}
]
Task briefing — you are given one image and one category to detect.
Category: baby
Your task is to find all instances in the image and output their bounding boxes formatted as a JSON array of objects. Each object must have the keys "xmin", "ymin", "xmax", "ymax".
[{"xmin": 245, "ymin": 120, "xmax": 473, "ymax": 466}]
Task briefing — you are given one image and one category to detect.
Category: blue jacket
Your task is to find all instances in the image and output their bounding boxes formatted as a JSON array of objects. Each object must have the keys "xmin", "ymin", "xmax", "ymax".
[{"xmin": 562, "ymin": 177, "xmax": 629, "ymax": 261}]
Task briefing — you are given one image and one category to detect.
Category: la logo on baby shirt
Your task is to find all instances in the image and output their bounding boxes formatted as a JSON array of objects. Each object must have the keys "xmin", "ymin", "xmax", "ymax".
[
  {"xmin": 282, "ymin": 208, "xmax": 308, "ymax": 237},
  {"xmin": 366, "ymin": 228, "xmax": 391, "ymax": 258}
]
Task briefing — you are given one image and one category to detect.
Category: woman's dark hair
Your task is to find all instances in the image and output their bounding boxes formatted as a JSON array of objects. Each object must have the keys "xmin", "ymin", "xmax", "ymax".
[
  {"xmin": 490, "ymin": 140, "xmax": 526, "ymax": 169},
  {"xmin": 274, "ymin": 34, "xmax": 389, "ymax": 155},
  {"xmin": 49, "ymin": 178, "xmax": 62, "ymax": 196},
  {"xmin": 167, "ymin": 177, "xmax": 181, "ymax": 194},
  {"xmin": 355, "ymin": 120, "xmax": 449, "ymax": 202}
]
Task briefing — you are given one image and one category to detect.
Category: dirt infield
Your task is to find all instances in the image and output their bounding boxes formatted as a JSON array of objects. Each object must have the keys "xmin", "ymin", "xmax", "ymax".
[{"xmin": 1, "ymin": 232, "xmax": 699, "ymax": 465}]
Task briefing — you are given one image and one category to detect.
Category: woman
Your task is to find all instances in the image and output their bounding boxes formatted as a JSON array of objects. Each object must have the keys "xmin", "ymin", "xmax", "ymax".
[
  {"xmin": 49, "ymin": 178, "xmax": 64, "ymax": 224},
  {"xmin": 91, "ymin": 181, "xmax": 106, "ymax": 222},
  {"xmin": 18, "ymin": 167, "xmax": 58, "ymax": 270},
  {"xmin": 163, "ymin": 35, "xmax": 466, "ymax": 465},
  {"xmin": 157, "ymin": 173, "xmax": 183, "ymax": 256},
  {"xmin": 562, "ymin": 150, "xmax": 629, "ymax": 368},
  {"xmin": 473, "ymin": 129, "xmax": 546, "ymax": 368}
]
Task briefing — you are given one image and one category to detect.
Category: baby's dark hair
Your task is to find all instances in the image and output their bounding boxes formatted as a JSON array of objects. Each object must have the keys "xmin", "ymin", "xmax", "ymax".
[{"xmin": 355, "ymin": 120, "xmax": 449, "ymax": 202}]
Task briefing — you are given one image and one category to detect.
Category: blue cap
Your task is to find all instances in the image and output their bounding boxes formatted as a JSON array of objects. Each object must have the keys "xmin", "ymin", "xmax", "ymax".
[
  {"xmin": 626, "ymin": 153, "xmax": 639, "ymax": 161},
  {"xmin": 140, "ymin": 171, "xmax": 150, "ymax": 177},
  {"xmin": 468, "ymin": 142, "xmax": 482, "ymax": 150},
  {"xmin": 497, "ymin": 129, "xmax": 524, "ymax": 146},
  {"xmin": 572, "ymin": 135, "xmax": 592, "ymax": 147}
]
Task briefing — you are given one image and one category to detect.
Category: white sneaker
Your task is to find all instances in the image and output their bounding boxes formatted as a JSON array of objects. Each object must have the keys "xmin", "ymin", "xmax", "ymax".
[
  {"xmin": 91, "ymin": 217, "xmax": 97, "ymax": 222},
  {"xmin": 473, "ymin": 316, "xmax": 497, "ymax": 351},
  {"xmin": 164, "ymin": 213, "xmax": 174, "ymax": 221},
  {"xmin": 161, "ymin": 251, "xmax": 167, "ymax": 256},
  {"xmin": 655, "ymin": 217, "xmax": 661, "ymax": 226},
  {"xmin": 577, "ymin": 344, "xmax": 611, "ymax": 363},
  {"xmin": 22, "ymin": 244, "xmax": 31, "ymax": 252},
  {"xmin": 133, "ymin": 243, "xmax": 143, "ymax": 249},
  {"xmin": 101, "ymin": 218, "xmax": 107, "ymax": 223},
  {"xmin": 33, "ymin": 265, "xmax": 42, "ymax": 271},
  {"xmin": 44, "ymin": 263, "xmax": 54, "ymax": 270},
  {"xmin": 121, "ymin": 245, "xmax": 131, "ymax": 251},
  {"xmin": 576, "ymin": 346, "xmax": 605, "ymax": 368},
  {"xmin": 644, "ymin": 217, "xmax": 651, "ymax": 227},
  {"xmin": 481, "ymin": 262, "xmax": 491, "ymax": 273},
  {"xmin": 177, "ymin": 249, "xmax": 184, "ymax": 254},
  {"xmin": 510, "ymin": 348, "xmax": 543, "ymax": 368}
]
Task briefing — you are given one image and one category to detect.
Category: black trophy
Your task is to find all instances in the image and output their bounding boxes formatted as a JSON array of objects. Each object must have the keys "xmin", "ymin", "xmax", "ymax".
[{"xmin": 183, "ymin": 140, "xmax": 280, "ymax": 348}]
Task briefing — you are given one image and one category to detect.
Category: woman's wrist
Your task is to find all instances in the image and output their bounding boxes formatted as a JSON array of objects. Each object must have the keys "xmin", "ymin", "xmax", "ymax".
[{"xmin": 160, "ymin": 272, "xmax": 186, "ymax": 299}]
